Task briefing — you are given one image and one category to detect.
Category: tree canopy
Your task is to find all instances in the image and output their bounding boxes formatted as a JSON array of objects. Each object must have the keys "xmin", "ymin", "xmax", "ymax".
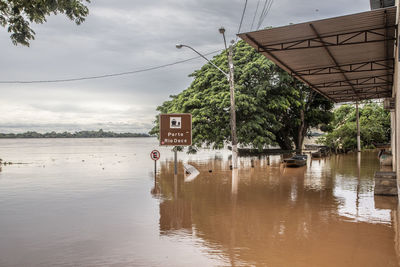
[
  {"xmin": 150, "ymin": 41, "xmax": 334, "ymax": 151},
  {"xmin": 0, "ymin": 0, "xmax": 90, "ymax": 46},
  {"xmin": 318, "ymin": 102, "xmax": 390, "ymax": 151}
]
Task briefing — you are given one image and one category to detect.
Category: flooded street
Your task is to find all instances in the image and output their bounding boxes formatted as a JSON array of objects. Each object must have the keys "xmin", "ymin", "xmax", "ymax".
[{"xmin": 0, "ymin": 138, "xmax": 399, "ymax": 266}]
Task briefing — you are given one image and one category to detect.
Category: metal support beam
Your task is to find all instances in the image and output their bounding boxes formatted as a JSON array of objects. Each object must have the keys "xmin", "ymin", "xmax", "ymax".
[
  {"xmin": 257, "ymin": 25, "xmax": 396, "ymax": 52},
  {"xmin": 245, "ymin": 33, "xmax": 335, "ymax": 102},
  {"xmin": 325, "ymin": 85, "xmax": 391, "ymax": 96},
  {"xmin": 309, "ymin": 23, "xmax": 361, "ymax": 100},
  {"xmin": 314, "ymin": 74, "xmax": 393, "ymax": 88},
  {"xmin": 295, "ymin": 59, "xmax": 394, "ymax": 77},
  {"xmin": 333, "ymin": 93, "xmax": 391, "ymax": 102},
  {"xmin": 321, "ymin": 83, "xmax": 391, "ymax": 91}
]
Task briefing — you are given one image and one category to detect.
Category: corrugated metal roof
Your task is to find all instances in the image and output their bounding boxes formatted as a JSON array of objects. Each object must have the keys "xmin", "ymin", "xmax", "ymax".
[{"xmin": 238, "ymin": 7, "xmax": 397, "ymax": 103}]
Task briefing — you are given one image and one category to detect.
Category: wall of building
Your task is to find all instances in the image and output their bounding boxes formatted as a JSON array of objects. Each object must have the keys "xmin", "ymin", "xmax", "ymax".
[
  {"xmin": 395, "ymin": 0, "xmax": 400, "ymax": 193},
  {"xmin": 371, "ymin": 0, "xmax": 395, "ymax": 9}
]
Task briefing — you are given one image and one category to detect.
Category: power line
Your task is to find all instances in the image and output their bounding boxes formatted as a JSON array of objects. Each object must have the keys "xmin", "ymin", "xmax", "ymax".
[
  {"xmin": 257, "ymin": 0, "xmax": 269, "ymax": 29},
  {"xmin": 257, "ymin": 0, "xmax": 274, "ymax": 29},
  {"xmin": 0, "ymin": 49, "xmax": 223, "ymax": 84},
  {"xmin": 250, "ymin": 0, "xmax": 261, "ymax": 31},
  {"xmin": 237, "ymin": 0, "xmax": 248, "ymax": 35},
  {"xmin": 264, "ymin": 0, "xmax": 274, "ymax": 22}
]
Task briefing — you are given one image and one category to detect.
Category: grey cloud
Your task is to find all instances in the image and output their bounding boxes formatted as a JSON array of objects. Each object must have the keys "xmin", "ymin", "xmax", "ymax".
[{"xmin": 0, "ymin": 0, "xmax": 370, "ymax": 133}]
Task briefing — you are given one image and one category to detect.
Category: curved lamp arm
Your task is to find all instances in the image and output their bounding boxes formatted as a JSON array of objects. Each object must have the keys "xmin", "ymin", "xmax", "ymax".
[{"xmin": 176, "ymin": 44, "xmax": 229, "ymax": 80}]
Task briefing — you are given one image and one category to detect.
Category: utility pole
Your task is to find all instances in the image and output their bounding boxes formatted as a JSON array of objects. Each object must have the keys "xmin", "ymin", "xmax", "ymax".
[
  {"xmin": 356, "ymin": 102, "xmax": 361, "ymax": 152},
  {"xmin": 228, "ymin": 43, "xmax": 238, "ymax": 169},
  {"xmin": 176, "ymin": 27, "xmax": 239, "ymax": 169}
]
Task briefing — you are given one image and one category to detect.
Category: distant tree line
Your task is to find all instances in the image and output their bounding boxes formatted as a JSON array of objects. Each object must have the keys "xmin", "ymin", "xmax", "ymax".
[{"xmin": 0, "ymin": 129, "xmax": 150, "ymax": 138}]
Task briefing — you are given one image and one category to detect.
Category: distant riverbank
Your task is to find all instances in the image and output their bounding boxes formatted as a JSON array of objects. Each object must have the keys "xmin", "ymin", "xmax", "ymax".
[{"xmin": 0, "ymin": 129, "xmax": 152, "ymax": 139}]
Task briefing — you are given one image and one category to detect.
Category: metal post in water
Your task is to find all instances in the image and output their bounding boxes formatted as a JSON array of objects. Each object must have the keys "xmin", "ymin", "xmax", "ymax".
[
  {"xmin": 174, "ymin": 149, "xmax": 178, "ymax": 175},
  {"xmin": 267, "ymin": 156, "xmax": 270, "ymax": 165},
  {"xmin": 356, "ymin": 102, "xmax": 361, "ymax": 152},
  {"xmin": 154, "ymin": 160, "xmax": 157, "ymax": 176},
  {"xmin": 174, "ymin": 174, "xmax": 178, "ymax": 199}
]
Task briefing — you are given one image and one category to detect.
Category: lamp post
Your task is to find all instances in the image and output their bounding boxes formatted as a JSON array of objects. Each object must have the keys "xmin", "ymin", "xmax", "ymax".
[
  {"xmin": 219, "ymin": 27, "xmax": 238, "ymax": 169},
  {"xmin": 176, "ymin": 44, "xmax": 228, "ymax": 79},
  {"xmin": 176, "ymin": 28, "xmax": 238, "ymax": 169}
]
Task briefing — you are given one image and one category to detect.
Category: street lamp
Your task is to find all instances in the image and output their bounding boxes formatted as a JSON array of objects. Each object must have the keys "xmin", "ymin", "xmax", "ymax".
[
  {"xmin": 176, "ymin": 27, "xmax": 239, "ymax": 169},
  {"xmin": 175, "ymin": 44, "xmax": 229, "ymax": 80}
]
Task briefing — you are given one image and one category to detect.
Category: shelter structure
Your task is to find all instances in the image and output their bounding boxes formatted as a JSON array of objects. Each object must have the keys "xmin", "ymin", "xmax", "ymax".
[
  {"xmin": 239, "ymin": 2, "xmax": 400, "ymax": 193},
  {"xmin": 239, "ymin": 7, "xmax": 396, "ymax": 103}
]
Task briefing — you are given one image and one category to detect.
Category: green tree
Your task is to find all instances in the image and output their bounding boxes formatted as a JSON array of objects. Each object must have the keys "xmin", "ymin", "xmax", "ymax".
[
  {"xmin": 150, "ymin": 41, "xmax": 334, "ymax": 151},
  {"xmin": 0, "ymin": 0, "xmax": 90, "ymax": 46},
  {"xmin": 266, "ymin": 70, "xmax": 333, "ymax": 150},
  {"xmin": 318, "ymin": 102, "xmax": 390, "ymax": 151}
]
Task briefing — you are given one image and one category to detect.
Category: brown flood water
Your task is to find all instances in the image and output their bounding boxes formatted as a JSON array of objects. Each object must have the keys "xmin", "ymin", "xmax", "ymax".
[
  {"xmin": 0, "ymin": 138, "xmax": 399, "ymax": 266},
  {"xmin": 158, "ymin": 152, "xmax": 400, "ymax": 267}
]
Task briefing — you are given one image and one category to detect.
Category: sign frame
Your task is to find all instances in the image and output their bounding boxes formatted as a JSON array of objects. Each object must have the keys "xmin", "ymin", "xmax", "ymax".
[
  {"xmin": 159, "ymin": 113, "xmax": 192, "ymax": 146},
  {"xmin": 150, "ymin": 150, "xmax": 161, "ymax": 161}
]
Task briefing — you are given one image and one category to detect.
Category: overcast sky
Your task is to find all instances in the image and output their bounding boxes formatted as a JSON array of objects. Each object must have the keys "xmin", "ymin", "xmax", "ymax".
[{"xmin": 0, "ymin": 0, "xmax": 370, "ymax": 133}]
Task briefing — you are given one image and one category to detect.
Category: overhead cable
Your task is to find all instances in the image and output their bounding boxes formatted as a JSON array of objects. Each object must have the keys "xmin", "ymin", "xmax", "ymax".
[
  {"xmin": 250, "ymin": 0, "xmax": 261, "ymax": 31},
  {"xmin": 0, "ymin": 50, "xmax": 223, "ymax": 84},
  {"xmin": 257, "ymin": 0, "xmax": 269, "ymax": 29},
  {"xmin": 237, "ymin": 0, "xmax": 249, "ymax": 35},
  {"xmin": 257, "ymin": 0, "xmax": 274, "ymax": 30}
]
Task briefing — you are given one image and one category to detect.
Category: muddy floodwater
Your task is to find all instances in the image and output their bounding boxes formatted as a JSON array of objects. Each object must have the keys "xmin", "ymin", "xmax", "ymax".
[{"xmin": 0, "ymin": 138, "xmax": 399, "ymax": 266}]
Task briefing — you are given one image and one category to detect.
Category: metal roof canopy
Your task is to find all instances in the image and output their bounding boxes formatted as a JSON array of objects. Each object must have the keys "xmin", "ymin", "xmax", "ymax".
[{"xmin": 238, "ymin": 7, "xmax": 397, "ymax": 103}]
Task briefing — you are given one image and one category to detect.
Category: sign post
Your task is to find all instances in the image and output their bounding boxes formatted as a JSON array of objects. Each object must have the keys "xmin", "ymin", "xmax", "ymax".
[
  {"xmin": 174, "ymin": 148, "xmax": 178, "ymax": 175},
  {"xmin": 150, "ymin": 150, "xmax": 160, "ymax": 176},
  {"xmin": 159, "ymin": 114, "xmax": 192, "ymax": 175}
]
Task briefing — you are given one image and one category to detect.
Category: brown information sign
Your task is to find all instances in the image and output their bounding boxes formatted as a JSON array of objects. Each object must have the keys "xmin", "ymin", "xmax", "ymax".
[{"xmin": 159, "ymin": 113, "xmax": 192, "ymax": 146}]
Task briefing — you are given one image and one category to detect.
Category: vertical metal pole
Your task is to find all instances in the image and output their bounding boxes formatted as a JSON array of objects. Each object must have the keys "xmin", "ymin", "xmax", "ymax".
[
  {"xmin": 174, "ymin": 174, "xmax": 178, "ymax": 199},
  {"xmin": 228, "ymin": 44, "xmax": 238, "ymax": 169},
  {"xmin": 391, "ymin": 110, "xmax": 396, "ymax": 171},
  {"xmin": 356, "ymin": 102, "xmax": 361, "ymax": 152},
  {"xmin": 174, "ymin": 149, "xmax": 178, "ymax": 175},
  {"xmin": 154, "ymin": 160, "xmax": 157, "ymax": 176}
]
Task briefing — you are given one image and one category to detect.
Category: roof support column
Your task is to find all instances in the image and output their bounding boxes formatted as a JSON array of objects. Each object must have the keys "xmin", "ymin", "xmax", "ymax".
[
  {"xmin": 391, "ymin": 110, "xmax": 396, "ymax": 170},
  {"xmin": 356, "ymin": 102, "xmax": 361, "ymax": 152}
]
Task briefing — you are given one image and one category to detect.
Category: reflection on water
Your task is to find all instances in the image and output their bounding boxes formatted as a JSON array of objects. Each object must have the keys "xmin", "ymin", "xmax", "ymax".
[
  {"xmin": 0, "ymin": 138, "xmax": 399, "ymax": 266},
  {"xmin": 158, "ymin": 152, "xmax": 399, "ymax": 267}
]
